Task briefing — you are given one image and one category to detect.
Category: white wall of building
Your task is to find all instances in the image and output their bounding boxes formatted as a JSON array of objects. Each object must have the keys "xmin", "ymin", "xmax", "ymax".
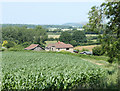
[{"xmin": 45, "ymin": 47, "xmax": 73, "ymax": 53}]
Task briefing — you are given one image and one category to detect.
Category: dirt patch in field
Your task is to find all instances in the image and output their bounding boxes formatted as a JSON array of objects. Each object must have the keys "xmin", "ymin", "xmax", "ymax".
[
  {"xmin": 74, "ymin": 45, "xmax": 100, "ymax": 52},
  {"xmin": 95, "ymin": 63, "xmax": 104, "ymax": 65},
  {"xmin": 81, "ymin": 58, "xmax": 104, "ymax": 66}
]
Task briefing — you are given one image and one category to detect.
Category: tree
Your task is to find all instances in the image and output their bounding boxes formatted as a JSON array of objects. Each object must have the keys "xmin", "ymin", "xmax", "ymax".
[
  {"xmin": 72, "ymin": 31, "xmax": 87, "ymax": 44},
  {"xmin": 92, "ymin": 46, "xmax": 104, "ymax": 56},
  {"xmin": 2, "ymin": 25, "xmax": 48, "ymax": 47},
  {"xmin": 84, "ymin": 1, "xmax": 120, "ymax": 63},
  {"xmin": 59, "ymin": 31, "xmax": 72, "ymax": 44},
  {"xmin": 101, "ymin": 2, "xmax": 120, "ymax": 63},
  {"xmin": 34, "ymin": 25, "xmax": 48, "ymax": 44},
  {"xmin": 69, "ymin": 40, "xmax": 77, "ymax": 47},
  {"xmin": 83, "ymin": 6, "xmax": 103, "ymax": 35}
]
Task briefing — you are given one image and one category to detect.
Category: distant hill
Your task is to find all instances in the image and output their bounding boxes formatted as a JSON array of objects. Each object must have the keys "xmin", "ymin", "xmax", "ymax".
[
  {"xmin": 1, "ymin": 22, "xmax": 87, "ymax": 29},
  {"xmin": 63, "ymin": 22, "xmax": 87, "ymax": 27},
  {"xmin": 1, "ymin": 24, "xmax": 76, "ymax": 29}
]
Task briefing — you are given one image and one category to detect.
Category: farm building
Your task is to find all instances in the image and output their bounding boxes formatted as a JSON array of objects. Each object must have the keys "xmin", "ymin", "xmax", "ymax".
[
  {"xmin": 24, "ymin": 44, "xmax": 44, "ymax": 51},
  {"xmin": 45, "ymin": 41, "xmax": 73, "ymax": 52}
]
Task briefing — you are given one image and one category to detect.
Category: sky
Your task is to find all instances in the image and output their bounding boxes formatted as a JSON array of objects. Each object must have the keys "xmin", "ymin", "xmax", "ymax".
[{"xmin": 1, "ymin": 1, "xmax": 104, "ymax": 25}]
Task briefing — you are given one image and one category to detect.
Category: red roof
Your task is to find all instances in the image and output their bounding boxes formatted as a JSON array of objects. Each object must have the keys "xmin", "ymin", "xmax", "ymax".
[
  {"xmin": 47, "ymin": 41, "xmax": 73, "ymax": 48},
  {"xmin": 24, "ymin": 44, "xmax": 39, "ymax": 50}
]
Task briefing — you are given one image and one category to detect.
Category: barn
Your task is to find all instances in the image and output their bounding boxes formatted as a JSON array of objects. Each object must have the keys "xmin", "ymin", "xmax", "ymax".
[
  {"xmin": 45, "ymin": 41, "xmax": 73, "ymax": 52},
  {"xmin": 24, "ymin": 44, "xmax": 44, "ymax": 51}
]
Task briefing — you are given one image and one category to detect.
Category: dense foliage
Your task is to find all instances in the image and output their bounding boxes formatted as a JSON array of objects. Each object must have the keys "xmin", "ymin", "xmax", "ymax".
[
  {"xmin": 2, "ymin": 51, "xmax": 106, "ymax": 90},
  {"xmin": 59, "ymin": 31, "xmax": 87, "ymax": 46},
  {"xmin": 72, "ymin": 31, "xmax": 87, "ymax": 43},
  {"xmin": 59, "ymin": 31, "xmax": 72, "ymax": 44},
  {"xmin": 5, "ymin": 41, "xmax": 16, "ymax": 48},
  {"xmin": 92, "ymin": 46, "xmax": 104, "ymax": 56},
  {"xmin": 2, "ymin": 26, "xmax": 48, "ymax": 47},
  {"xmin": 2, "ymin": 24, "xmax": 98, "ymax": 48},
  {"xmin": 83, "ymin": 1, "xmax": 120, "ymax": 63}
]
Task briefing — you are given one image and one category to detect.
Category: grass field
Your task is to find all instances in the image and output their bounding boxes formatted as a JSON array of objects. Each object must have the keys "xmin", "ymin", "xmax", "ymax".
[
  {"xmin": 45, "ymin": 41, "xmax": 57, "ymax": 45},
  {"xmin": 74, "ymin": 45, "xmax": 100, "ymax": 52},
  {"xmin": 48, "ymin": 34, "xmax": 98, "ymax": 39},
  {"xmin": 48, "ymin": 35, "xmax": 60, "ymax": 39},
  {"xmin": 86, "ymin": 34, "xmax": 99, "ymax": 37},
  {"xmin": 90, "ymin": 39, "xmax": 97, "ymax": 42}
]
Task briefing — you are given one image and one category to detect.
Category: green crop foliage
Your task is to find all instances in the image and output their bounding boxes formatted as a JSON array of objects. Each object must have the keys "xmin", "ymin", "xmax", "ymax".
[{"xmin": 2, "ymin": 51, "xmax": 107, "ymax": 90}]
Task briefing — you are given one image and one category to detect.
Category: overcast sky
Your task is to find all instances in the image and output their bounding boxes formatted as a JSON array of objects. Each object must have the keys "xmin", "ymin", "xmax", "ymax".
[{"xmin": 1, "ymin": 1, "xmax": 104, "ymax": 25}]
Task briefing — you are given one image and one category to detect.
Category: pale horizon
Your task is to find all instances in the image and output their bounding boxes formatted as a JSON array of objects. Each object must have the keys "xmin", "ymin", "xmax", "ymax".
[{"xmin": 1, "ymin": 2, "xmax": 104, "ymax": 25}]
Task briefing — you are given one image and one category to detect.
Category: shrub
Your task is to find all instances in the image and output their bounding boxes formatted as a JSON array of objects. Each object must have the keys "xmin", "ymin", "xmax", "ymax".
[
  {"xmin": 22, "ymin": 42, "xmax": 31, "ymax": 47},
  {"xmin": 8, "ymin": 45, "xmax": 24, "ymax": 51},
  {"xmin": 40, "ymin": 43, "xmax": 45, "ymax": 49},
  {"xmin": 81, "ymin": 48, "xmax": 89, "ymax": 52},
  {"xmin": 92, "ymin": 46, "xmax": 104, "ymax": 56},
  {"xmin": 1, "ymin": 49, "xmax": 6, "ymax": 51},
  {"xmin": 79, "ymin": 42, "xmax": 100, "ymax": 46},
  {"xmin": 47, "ymin": 38, "xmax": 55, "ymax": 41},
  {"xmin": 0, "ymin": 48, "xmax": 6, "ymax": 51},
  {"xmin": 5, "ymin": 41, "xmax": 16, "ymax": 48},
  {"xmin": 70, "ymin": 40, "xmax": 78, "ymax": 47},
  {"xmin": 74, "ymin": 49, "xmax": 80, "ymax": 52}
]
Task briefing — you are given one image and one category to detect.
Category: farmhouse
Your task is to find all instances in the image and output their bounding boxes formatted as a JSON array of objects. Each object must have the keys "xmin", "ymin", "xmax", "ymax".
[
  {"xmin": 45, "ymin": 41, "xmax": 73, "ymax": 52},
  {"xmin": 24, "ymin": 44, "xmax": 44, "ymax": 51}
]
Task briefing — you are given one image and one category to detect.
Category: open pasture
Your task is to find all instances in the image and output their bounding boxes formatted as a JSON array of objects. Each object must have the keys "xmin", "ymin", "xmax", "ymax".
[
  {"xmin": 74, "ymin": 45, "xmax": 100, "ymax": 52},
  {"xmin": 48, "ymin": 35, "xmax": 60, "ymax": 39},
  {"xmin": 45, "ymin": 41, "xmax": 57, "ymax": 45}
]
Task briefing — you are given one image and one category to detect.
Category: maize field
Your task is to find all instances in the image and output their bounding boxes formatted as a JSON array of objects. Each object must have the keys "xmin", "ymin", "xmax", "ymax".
[{"xmin": 1, "ymin": 51, "xmax": 106, "ymax": 90}]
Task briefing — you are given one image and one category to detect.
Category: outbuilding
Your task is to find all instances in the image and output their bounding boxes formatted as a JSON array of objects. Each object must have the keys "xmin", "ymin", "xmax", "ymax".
[{"xmin": 24, "ymin": 44, "xmax": 44, "ymax": 51}]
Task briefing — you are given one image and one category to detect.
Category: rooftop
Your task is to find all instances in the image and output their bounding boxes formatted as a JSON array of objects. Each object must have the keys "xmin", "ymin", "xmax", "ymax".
[
  {"xmin": 47, "ymin": 41, "xmax": 73, "ymax": 48},
  {"xmin": 24, "ymin": 44, "xmax": 39, "ymax": 50}
]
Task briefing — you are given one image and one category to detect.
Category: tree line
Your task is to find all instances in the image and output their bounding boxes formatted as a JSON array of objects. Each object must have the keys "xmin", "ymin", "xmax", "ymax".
[
  {"xmin": 2, "ymin": 26, "xmax": 48, "ymax": 48},
  {"xmin": 1, "ymin": 24, "xmax": 77, "ymax": 29},
  {"xmin": 2, "ymin": 25, "xmax": 88, "ymax": 48}
]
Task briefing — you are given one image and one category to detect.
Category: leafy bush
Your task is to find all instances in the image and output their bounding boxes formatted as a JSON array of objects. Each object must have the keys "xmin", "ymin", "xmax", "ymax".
[
  {"xmin": 22, "ymin": 42, "xmax": 31, "ymax": 47},
  {"xmin": 81, "ymin": 48, "xmax": 89, "ymax": 52},
  {"xmin": 0, "ymin": 48, "xmax": 7, "ymax": 51},
  {"xmin": 5, "ymin": 41, "xmax": 16, "ymax": 48},
  {"xmin": 8, "ymin": 45, "xmax": 24, "ymax": 51},
  {"xmin": 47, "ymin": 38, "xmax": 55, "ymax": 41},
  {"xmin": 79, "ymin": 42, "xmax": 100, "ymax": 46},
  {"xmin": 1, "ymin": 48, "xmax": 6, "ymax": 51},
  {"xmin": 92, "ymin": 46, "xmax": 104, "ymax": 56},
  {"xmin": 74, "ymin": 49, "xmax": 80, "ymax": 52},
  {"xmin": 70, "ymin": 40, "xmax": 78, "ymax": 47}
]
